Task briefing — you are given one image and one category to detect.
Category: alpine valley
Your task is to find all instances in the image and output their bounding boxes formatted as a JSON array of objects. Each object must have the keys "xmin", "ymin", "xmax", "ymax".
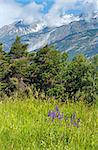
[{"xmin": 0, "ymin": 14, "xmax": 98, "ymax": 59}]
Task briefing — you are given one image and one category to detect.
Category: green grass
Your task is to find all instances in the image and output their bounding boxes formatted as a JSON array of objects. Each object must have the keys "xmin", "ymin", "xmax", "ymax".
[{"xmin": 0, "ymin": 97, "xmax": 97, "ymax": 150}]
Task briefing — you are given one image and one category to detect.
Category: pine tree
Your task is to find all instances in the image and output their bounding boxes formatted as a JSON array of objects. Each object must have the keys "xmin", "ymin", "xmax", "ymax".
[{"xmin": 9, "ymin": 36, "xmax": 28, "ymax": 59}]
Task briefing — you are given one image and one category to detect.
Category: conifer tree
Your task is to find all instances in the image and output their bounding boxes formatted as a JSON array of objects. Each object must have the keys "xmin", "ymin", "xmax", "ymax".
[{"xmin": 9, "ymin": 36, "xmax": 28, "ymax": 59}]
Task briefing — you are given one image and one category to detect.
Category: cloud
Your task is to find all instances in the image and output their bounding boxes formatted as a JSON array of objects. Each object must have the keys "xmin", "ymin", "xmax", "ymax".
[
  {"xmin": 45, "ymin": 0, "xmax": 98, "ymax": 27},
  {"xmin": 20, "ymin": 2, "xmax": 44, "ymax": 24},
  {"xmin": 82, "ymin": 0, "xmax": 98, "ymax": 19},
  {"xmin": 0, "ymin": 0, "xmax": 21, "ymax": 27},
  {"xmin": 44, "ymin": 0, "xmax": 80, "ymax": 27},
  {"xmin": 0, "ymin": 0, "xmax": 43, "ymax": 27},
  {"xmin": 0, "ymin": 0, "xmax": 98, "ymax": 28}
]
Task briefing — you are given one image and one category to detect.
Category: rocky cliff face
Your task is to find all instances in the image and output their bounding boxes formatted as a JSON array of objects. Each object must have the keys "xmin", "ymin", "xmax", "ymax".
[{"xmin": 0, "ymin": 16, "xmax": 98, "ymax": 59}]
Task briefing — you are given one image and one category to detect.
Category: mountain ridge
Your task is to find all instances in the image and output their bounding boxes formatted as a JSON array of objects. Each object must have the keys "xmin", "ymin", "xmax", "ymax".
[{"xmin": 0, "ymin": 15, "xmax": 98, "ymax": 59}]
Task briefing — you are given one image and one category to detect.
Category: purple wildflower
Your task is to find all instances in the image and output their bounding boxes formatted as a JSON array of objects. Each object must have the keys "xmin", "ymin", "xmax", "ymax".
[
  {"xmin": 72, "ymin": 112, "xmax": 76, "ymax": 119},
  {"xmin": 58, "ymin": 112, "xmax": 64, "ymax": 120},
  {"xmin": 48, "ymin": 110, "xmax": 56, "ymax": 121},
  {"xmin": 58, "ymin": 112, "xmax": 62, "ymax": 120},
  {"xmin": 73, "ymin": 122, "xmax": 78, "ymax": 127},
  {"xmin": 55, "ymin": 106, "xmax": 59, "ymax": 112},
  {"xmin": 51, "ymin": 111, "xmax": 56, "ymax": 118},
  {"xmin": 51, "ymin": 111, "xmax": 56, "ymax": 121},
  {"xmin": 48, "ymin": 111, "xmax": 51, "ymax": 117}
]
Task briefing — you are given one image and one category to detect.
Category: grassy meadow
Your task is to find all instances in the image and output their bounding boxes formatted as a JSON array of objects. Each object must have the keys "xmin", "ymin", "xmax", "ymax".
[{"xmin": 0, "ymin": 97, "xmax": 97, "ymax": 150}]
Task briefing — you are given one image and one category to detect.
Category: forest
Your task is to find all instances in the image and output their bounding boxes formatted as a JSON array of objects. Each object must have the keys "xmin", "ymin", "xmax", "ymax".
[{"xmin": 0, "ymin": 36, "xmax": 98, "ymax": 103}]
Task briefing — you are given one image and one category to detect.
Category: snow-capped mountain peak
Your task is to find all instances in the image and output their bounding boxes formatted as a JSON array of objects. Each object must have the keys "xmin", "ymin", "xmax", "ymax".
[
  {"xmin": 60, "ymin": 14, "xmax": 80, "ymax": 25},
  {"xmin": 0, "ymin": 20, "xmax": 46, "ymax": 37}
]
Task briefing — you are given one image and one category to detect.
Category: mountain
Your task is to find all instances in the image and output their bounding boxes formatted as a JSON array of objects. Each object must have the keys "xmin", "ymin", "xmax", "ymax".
[
  {"xmin": 0, "ymin": 20, "xmax": 46, "ymax": 51},
  {"xmin": 0, "ymin": 15, "xmax": 98, "ymax": 59}
]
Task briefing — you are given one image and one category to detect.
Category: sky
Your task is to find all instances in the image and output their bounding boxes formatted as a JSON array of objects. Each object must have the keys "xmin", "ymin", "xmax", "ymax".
[{"xmin": 0, "ymin": 0, "xmax": 98, "ymax": 28}]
